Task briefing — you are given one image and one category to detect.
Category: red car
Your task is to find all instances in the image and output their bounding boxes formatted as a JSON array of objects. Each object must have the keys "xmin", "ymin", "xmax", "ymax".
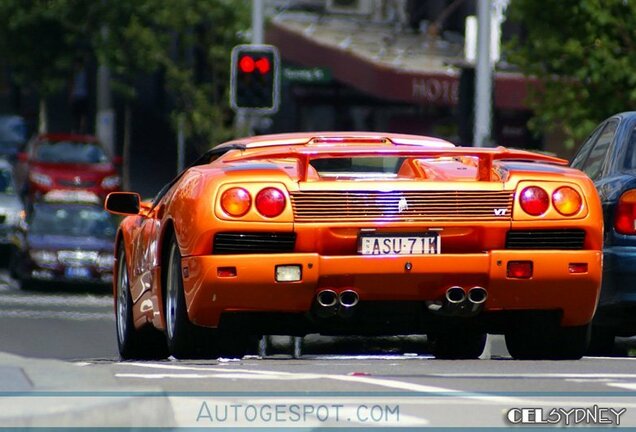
[{"xmin": 17, "ymin": 133, "xmax": 121, "ymax": 200}]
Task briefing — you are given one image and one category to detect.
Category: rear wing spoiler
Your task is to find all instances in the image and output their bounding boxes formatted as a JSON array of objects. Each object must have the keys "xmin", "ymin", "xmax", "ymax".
[{"xmin": 225, "ymin": 146, "xmax": 568, "ymax": 182}]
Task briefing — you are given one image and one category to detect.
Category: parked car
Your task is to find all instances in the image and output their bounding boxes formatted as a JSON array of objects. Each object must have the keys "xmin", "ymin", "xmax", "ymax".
[
  {"xmin": 570, "ymin": 111, "xmax": 636, "ymax": 354},
  {"xmin": 12, "ymin": 191, "xmax": 117, "ymax": 289},
  {"xmin": 106, "ymin": 132, "xmax": 602, "ymax": 360},
  {"xmin": 16, "ymin": 133, "xmax": 121, "ymax": 201},
  {"xmin": 0, "ymin": 115, "xmax": 27, "ymax": 159},
  {"xmin": 0, "ymin": 158, "xmax": 25, "ymax": 263}
]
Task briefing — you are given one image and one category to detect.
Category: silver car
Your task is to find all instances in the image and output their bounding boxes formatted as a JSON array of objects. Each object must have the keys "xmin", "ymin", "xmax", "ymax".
[{"xmin": 0, "ymin": 158, "xmax": 25, "ymax": 260}]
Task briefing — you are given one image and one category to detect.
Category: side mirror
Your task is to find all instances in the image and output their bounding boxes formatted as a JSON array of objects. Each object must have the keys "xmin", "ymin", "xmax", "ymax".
[
  {"xmin": 104, "ymin": 192, "xmax": 141, "ymax": 215},
  {"xmin": 17, "ymin": 152, "xmax": 28, "ymax": 162},
  {"xmin": 112, "ymin": 155, "xmax": 123, "ymax": 165}
]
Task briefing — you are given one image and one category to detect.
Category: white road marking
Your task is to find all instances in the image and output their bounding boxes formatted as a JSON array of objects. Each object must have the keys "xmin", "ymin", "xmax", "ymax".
[
  {"xmin": 606, "ymin": 382, "xmax": 636, "ymax": 391},
  {"xmin": 302, "ymin": 354, "xmax": 433, "ymax": 360},
  {"xmin": 115, "ymin": 362, "xmax": 526, "ymax": 404},
  {"xmin": 0, "ymin": 294, "xmax": 112, "ymax": 307},
  {"xmin": 0, "ymin": 309, "xmax": 113, "ymax": 320}
]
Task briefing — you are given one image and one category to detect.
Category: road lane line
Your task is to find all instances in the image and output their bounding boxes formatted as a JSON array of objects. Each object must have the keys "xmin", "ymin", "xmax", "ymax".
[
  {"xmin": 115, "ymin": 362, "xmax": 526, "ymax": 404},
  {"xmin": 0, "ymin": 309, "xmax": 113, "ymax": 320},
  {"xmin": 0, "ymin": 294, "xmax": 112, "ymax": 307}
]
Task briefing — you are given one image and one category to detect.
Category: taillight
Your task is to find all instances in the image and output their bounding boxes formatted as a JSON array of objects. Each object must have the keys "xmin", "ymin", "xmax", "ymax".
[
  {"xmin": 519, "ymin": 186, "xmax": 549, "ymax": 216},
  {"xmin": 614, "ymin": 190, "xmax": 636, "ymax": 235},
  {"xmin": 552, "ymin": 186, "xmax": 582, "ymax": 216},
  {"xmin": 255, "ymin": 187, "xmax": 286, "ymax": 217},
  {"xmin": 220, "ymin": 187, "xmax": 251, "ymax": 217}
]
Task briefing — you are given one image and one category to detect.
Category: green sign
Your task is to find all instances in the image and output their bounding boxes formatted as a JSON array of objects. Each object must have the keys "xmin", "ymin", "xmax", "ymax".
[{"xmin": 282, "ymin": 66, "xmax": 332, "ymax": 84}]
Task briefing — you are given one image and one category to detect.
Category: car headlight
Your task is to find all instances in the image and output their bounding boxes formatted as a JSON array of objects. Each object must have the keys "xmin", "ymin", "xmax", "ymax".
[
  {"xmin": 101, "ymin": 175, "xmax": 121, "ymax": 189},
  {"xmin": 8, "ymin": 209, "xmax": 26, "ymax": 226},
  {"xmin": 30, "ymin": 250, "xmax": 58, "ymax": 266},
  {"xmin": 96, "ymin": 252, "xmax": 114, "ymax": 270},
  {"xmin": 29, "ymin": 172, "xmax": 53, "ymax": 187}
]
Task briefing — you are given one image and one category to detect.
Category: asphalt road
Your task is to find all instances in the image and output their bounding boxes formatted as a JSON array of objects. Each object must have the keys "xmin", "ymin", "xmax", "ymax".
[
  {"xmin": 0, "ymin": 270, "xmax": 118, "ymax": 360},
  {"xmin": 4, "ymin": 273, "xmax": 636, "ymax": 428}
]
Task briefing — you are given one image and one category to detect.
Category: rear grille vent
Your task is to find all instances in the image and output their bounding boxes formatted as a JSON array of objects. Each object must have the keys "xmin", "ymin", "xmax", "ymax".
[
  {"xmin": 213, "ymin": 232, "xmax": 296, "ymax": 254},
  {"xmin": 505, "ymin": 230, "xmax": 586, "ymax": 250},
  {"xmin": 290, "ymin": 190, "xmax": 514, "ymax": 222}
]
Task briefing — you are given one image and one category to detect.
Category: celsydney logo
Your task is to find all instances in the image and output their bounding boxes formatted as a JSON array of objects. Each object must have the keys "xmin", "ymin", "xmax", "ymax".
[{"xmin": 506, "ymin": 406, "xmax": 626, "ymax": 426}]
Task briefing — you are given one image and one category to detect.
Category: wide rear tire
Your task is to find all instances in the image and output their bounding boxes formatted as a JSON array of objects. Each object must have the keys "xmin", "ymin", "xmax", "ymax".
[
  {"xmin": 586, "ymin": 326, "xmax": 616, "ymax": 357},
  {"xmin": 164, "ymin": 237, "xmax": 258, "ymax": 359},
  {"xmin": 506, "ymin": 318, "xmax": 590, "ymax": 360},
  {"xmin": 115, "ymin": 243, "xmax": 167, "ymax": 360},
  {"xmin": 165, "ymin": 238, "xmax": 205, "ymax": 358},
  {"xmin": 431, "ymin": 331, "xmax": 486, "ymax": 359}
]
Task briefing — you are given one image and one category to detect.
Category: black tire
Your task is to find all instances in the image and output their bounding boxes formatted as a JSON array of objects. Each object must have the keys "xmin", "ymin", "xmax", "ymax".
[
  {"xmin": 165, "ymin": 238, "xmax": 194, "ymax": 357},
  {"xmin": 164, "ymin": 237, "xmax": 255, "ymax": 359},
  {"xmin": 586, "ymin": 326, "xmax": 616, "ymax": 357},
  {"xmin": 115, "ymin": 243, "xmax": 167, "ymax": 360},
  {"xmin": 18, "ymin": 278, "xmax": 36, "ymax": 291},
  {"xmin": 506, "ymin": 321, "xmax": 590, "ymax": 360},
  {"xmin": 8, "ymin": 246, "xmax": 19, "ymax": 280},
  {"xmin": 431, "ymin": 331, "xmax": 487, "ymax": 359}
]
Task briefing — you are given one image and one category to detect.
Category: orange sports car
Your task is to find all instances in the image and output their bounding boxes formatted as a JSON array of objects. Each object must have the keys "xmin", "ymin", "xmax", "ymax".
[{"xmin": 105, "ymin": 132, "xmax": 603, "ymax": 360}]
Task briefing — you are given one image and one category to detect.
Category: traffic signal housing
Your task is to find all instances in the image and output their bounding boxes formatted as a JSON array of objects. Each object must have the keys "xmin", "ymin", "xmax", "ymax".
[{"xmin": 230, "ymin": 44, "xmax": 280, "ymax": 113}]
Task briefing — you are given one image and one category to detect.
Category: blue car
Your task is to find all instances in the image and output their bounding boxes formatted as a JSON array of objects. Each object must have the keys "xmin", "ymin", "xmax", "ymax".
[
  {"xmin": 570, "ymin": 112, "xmax": 636, "ymax": 354},
  {"xmin": 12, "ymin": 197, "xmax": 117, "ymax": 290}
]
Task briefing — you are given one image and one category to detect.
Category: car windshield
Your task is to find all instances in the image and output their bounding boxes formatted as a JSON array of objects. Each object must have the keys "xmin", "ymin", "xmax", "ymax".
[
  {"xmin": 0, "ymin": 168, "xmax": 14, "ymax": 193},
  {"xmin": 29, "ymin": 204, "xmax": 117, "ymax": 238},
  {"xmin": 34, "ymin": 141, "xmax": 108, "ymax": 164}
]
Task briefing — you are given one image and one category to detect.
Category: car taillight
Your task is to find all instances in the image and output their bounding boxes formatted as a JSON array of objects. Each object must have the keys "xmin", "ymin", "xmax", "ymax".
[
  {"xmin": 255, "ymin": 187, "xmax": 286, "ymax": 217},
  {"xmin": 552, "ymin": 186, "xmax": 582, "ymax": 216},
  {"xmin": 519, "ymin": 186, "xmax": 549, "ymax": 216},
  {"xmin": 614, "ymin": 190, "xmax": 636, "ymax": 235},
  {"xmin": 220, "ymin": 187, "xmax": 251, "ymax": 217}
]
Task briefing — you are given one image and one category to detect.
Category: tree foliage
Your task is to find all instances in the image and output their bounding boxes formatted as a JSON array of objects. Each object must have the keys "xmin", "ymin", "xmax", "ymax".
[
  {"xmin": 506, "ymin": 0, "xmax": 636, "ymax": 149},
  {"xmin": 0, "ymin": 0, "xmax": 249, "ymax": 150}
]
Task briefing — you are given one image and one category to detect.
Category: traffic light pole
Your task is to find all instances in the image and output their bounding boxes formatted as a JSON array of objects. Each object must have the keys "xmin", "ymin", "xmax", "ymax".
[
  {"xmin": 243, "ymin": 0, "xmax": 265, "ymax": 137},
  {"xmin": 473, "ymin": 0, "xmax": 493, "ymax": 148}
]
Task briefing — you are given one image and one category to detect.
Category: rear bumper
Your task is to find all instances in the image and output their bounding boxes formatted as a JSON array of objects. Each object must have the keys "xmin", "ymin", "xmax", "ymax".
[{"xmin": 181, "ymin": 250, "xmax": 601, "ymax": 329}]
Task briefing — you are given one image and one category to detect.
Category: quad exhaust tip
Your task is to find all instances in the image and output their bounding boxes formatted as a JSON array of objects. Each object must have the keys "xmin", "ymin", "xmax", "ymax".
[
  {"xmin": 339, "ymin": 290, "xmax": 359, "ymax": 308},
  {"xmin": 467, "ymin": 286, "xmax": 488, "ymax": 304},
  {"xmin": 445, "ymin": 286, "xmax": 466, "ymax": 304},
  {"xmin": 316, "ymin": 289, "xmax": 338, "ymax": 308}
]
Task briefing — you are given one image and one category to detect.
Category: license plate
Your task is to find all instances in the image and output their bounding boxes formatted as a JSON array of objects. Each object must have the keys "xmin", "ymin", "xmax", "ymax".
[
  {"xmin": 65, "ymin": 266, "xmax": 91, "ymax": 279},
  {"xmin": 358, "ymin": 233, "xmax": 441, "ymax": 255}
]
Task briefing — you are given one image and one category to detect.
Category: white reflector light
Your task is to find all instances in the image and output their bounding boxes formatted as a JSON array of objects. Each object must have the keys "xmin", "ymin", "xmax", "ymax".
[{"xmin": 275, "ymin": 265, "xmax": 302, "ymax": 282}]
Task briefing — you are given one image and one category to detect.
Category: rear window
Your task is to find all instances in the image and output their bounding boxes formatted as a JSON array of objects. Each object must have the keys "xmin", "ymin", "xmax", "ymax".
[
  {"xmin": 0, "ymin": 168, "xmax": 14, "ymax": 193},
  {"xmin": 310, "ymin": 157, "xmax": 403, "ymax": 178}
]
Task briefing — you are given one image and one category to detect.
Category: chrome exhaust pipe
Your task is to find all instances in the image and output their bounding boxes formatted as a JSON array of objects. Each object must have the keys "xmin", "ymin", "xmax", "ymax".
[
  {"xmin": 339, "ymin": 290, "xmax": 359, "ymax": 308},
  {"xmin": 313, "ymin": 289, "xmax": 339, "ymax": 318},
  {"xmin": 445, "ymin": 286, "xmax": 466, "ymax": 304},
  {"xmin": 337, "ymin": 290, "xmax": 359, "ymax": 318},
  {"xmin": 467, "ymin": 286, "xmax": 488, "ymax": 304},
  {"xmin": 317, "ymin": 289, "xmax": 338, "ymax": 308}
]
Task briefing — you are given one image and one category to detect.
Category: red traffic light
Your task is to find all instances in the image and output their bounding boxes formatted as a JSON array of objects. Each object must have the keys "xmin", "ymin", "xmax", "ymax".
[
  {"xmin": 238, "ymin": 55, "xmax": 270, "ymax": 74},
  {"xmin": 230, "ymin": 44, "xmax": 280, "ymax": 112}
]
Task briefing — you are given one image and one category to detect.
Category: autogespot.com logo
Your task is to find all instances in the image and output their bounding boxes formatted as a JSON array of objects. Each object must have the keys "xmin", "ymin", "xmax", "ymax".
[{"xmin": 506, "ymin": 406, "xmax": 626, "ymax": 426}]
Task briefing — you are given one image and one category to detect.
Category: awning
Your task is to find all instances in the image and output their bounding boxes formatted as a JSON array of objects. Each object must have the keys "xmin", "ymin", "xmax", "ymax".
[{"xmin": 266, "ymin": 12, "xmax": 531, "ymax": 111}]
